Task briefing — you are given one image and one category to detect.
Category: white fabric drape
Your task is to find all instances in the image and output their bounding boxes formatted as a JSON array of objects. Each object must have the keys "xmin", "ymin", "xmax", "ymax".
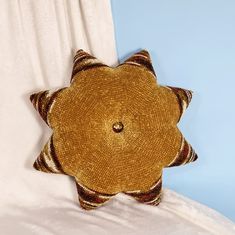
[{"xmin": 0, "ymin": 0, "xmax": 234, "ymax": 234}]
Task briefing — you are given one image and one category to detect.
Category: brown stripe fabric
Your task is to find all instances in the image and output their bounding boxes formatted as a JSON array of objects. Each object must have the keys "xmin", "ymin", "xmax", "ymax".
[
  {"xmin": 33, "ymin": 160, "xmax": 40, "ymax": 170},
  {"xmin": 167, "ymin": 138, "xmax": 198, "ymax": 167},
  {"xmin": 70, "ymin": 49, "xmax": 107, "ymax": 83},
  {"xmin": 49, "ymin": 135, "xmax": 65, "ymax": 174},
  {"xmin": 79, "ymin": 198, "xmax": 97, "ymax": 210},
  {"xmin": 44, "ymin": 88, "xmax": 65, "ymax": 125},
  {"xmin": 37, "ymin": 91, "xmax": 49, "ymax": 122},
  {"xmin": 33, "ymin": 155, "xmax": 51, "ymax": 173},
  {"xmin": 167, "ymin": 86, "xmax": 192, "ymax": 107},
  {"xmin": 167, "ymin": 86, "xmax": 193, "ymax": 122},
  {"xmin": 75, "ymin": 181, "xmax": 115, "ymax": 210},
  {"xmin": 30, "ymin": 88, "xmax": 65, "ymax": 126},
  {"xmin": 39, "ymin": 153, "xmax": 55, "ymax": 172},
  {"xmin": 125, "ymin": 176, "xmax": 162, "ymax": 205},
  {"xmin": 33, "ymin": 136, "xmax": 65, "ymax": 174},
  {"xmin": 120, "ymin": 50, "xmax": 156, "ymax": 76}
]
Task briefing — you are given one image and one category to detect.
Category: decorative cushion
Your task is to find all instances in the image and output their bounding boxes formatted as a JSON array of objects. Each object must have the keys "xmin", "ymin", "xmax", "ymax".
[{"xmin": 30, "ymin": 49, "xmax": 197, "ymax": 210}]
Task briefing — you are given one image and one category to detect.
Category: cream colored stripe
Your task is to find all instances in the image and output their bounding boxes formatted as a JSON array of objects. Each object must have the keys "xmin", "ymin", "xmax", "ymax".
[
  {"xmin": 35, "ymin": 92, "xmax": 42, "ymax": 111},
  {"xmin": 149, "ymin": 177, "xmax": 162, "ymax": 190},
  {"xmin": 37, "ymin": 156, "xmax": 49, "ymax": 172},
  {"xmin": 188, "ymin": 149, "xmax": 196, "ymax": 163},
  {"xmin": 183, "ymin": 142, "xmax": 192, "ymax": 164},
  {"xmin": 145, "ymin": 193, "xmax": 161, "ymax": 205},
  {"xmin": 80, "ymin": 198, "xmax": 103, "ymax": 207},
  {"xmin": 73, "ymin": 53, "xmax": 87, "ymax": 62},
  {"xmin": 42, "ymin": 151, "xmax": 60, "ymax": 173},
  {"xmin": 130, "ymin": 53, "xmax": 149, "ymax": 60},
  {"xmin": 167, "ymin": 136, "xmax": 185, "ymax": 166},
  {"xmin": 185, "ymin": 90, "xmax": 193, "ymax": 103},
  {"xmin": 46, "ymin": 89, "xmax": 60, "ymax": 126},
  {"xmin": 45, "ymin": 137, "xmax": 61, "ymax": 173}
]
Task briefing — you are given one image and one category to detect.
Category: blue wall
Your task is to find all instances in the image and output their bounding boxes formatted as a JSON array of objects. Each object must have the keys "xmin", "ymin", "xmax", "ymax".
[{"xmin": 111, "ymin": 0, "xmax": 235, "ymax": 221}]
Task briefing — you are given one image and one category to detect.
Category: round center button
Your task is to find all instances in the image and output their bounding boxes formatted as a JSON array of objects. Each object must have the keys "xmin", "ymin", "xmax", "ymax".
[{"xmin": 112, "ymin": 122, "xmax": 124, "ymax": 133}]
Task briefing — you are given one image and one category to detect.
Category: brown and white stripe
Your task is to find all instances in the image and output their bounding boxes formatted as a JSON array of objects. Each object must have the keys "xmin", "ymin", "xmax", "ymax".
[
  {"xmin": 167, "ymin": 137, "xmax": 198, "ymax": 167},
  {"xmin": 125, "ymin": 176, "xmax": 162, "ymax": 206},
  {"xmin": 70, "ymin": 49, "xmax": 107, "ymax": 83},
  {"xmin": 33, "ymin": 136, "xmax": 65, "ymax": 174},
  {"xmin": 75, "ymin": 180, "xmax": 115, "ymax": 210},
  {"xmin": 30, "ymin": 88, "xmax": 65, "ymax": 126},
  {"xmin": 167, "ymin": 86, "xmax": 193, "ymax": 121},
  {"xmin": 120, "ymin": 50, "xmax": 156, "ymax": 77}
]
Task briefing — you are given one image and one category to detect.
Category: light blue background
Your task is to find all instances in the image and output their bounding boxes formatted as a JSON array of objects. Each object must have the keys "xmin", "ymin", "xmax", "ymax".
[{"xmin": 111, "ymin": 0, "xmax": 235, "ymax": 221}]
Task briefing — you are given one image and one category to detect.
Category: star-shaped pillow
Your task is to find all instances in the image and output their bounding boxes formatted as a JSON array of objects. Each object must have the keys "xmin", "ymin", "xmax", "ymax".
[{"xmin": 30, "ymin": 49, "xmax": 197, "ymax": 210}]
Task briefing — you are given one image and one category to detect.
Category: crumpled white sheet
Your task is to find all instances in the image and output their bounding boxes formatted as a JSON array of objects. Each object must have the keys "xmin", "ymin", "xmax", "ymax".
[
  {"xmin": 1, "ymin": 189, "xmax": 235, "ymax": 235},
  {"xmin": 0, "ymin": 0, "xmax": 234, "ymax": 234}
]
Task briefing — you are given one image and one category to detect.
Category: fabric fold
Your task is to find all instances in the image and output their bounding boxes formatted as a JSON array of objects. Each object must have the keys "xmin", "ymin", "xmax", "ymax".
[{"xmin": 0, "ymin": 1, "xmax": 234, "ymax": 234}]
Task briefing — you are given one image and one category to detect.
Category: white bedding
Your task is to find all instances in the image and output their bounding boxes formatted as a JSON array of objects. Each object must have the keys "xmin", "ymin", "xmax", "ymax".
[
  {"xmin": 1, "ymin": 189, "xmax": 235, "ymax": 235},
  {"xmin": 0, "ymin": 1, "xmax": 234, "ymax": 234}
]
